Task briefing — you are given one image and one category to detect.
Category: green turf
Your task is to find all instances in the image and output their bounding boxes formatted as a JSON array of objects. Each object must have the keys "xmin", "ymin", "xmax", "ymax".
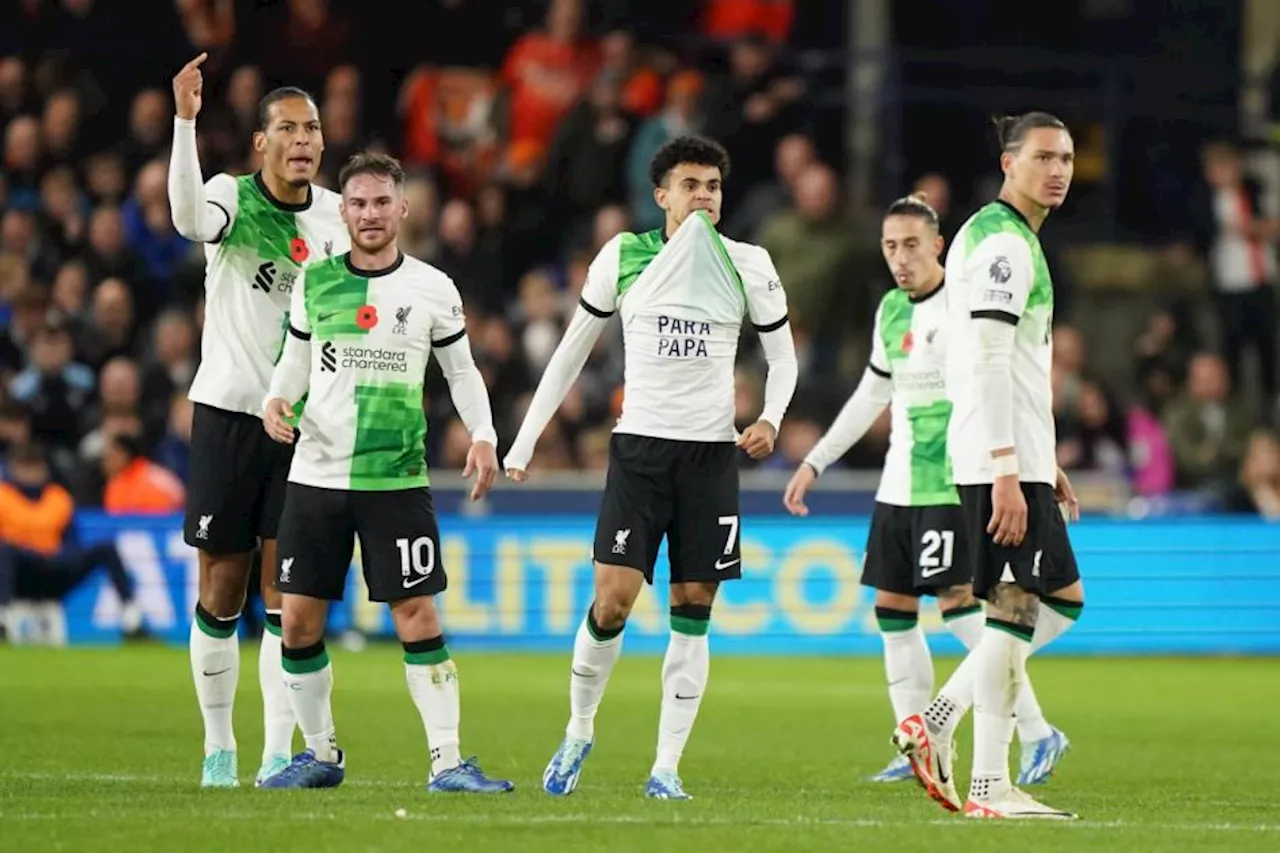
[{"xmin": 0, "ymin": 645, "xmax": 1276, "ymax": 852}]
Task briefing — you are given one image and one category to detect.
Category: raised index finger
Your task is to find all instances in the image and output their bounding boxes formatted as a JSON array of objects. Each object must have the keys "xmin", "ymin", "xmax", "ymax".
[{"xmin": 181, "ymin": 52, "xmax": 209, "ymax": 73}]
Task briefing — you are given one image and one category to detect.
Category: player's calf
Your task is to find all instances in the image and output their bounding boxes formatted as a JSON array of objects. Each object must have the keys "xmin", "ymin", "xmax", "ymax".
[
  {"xmin": 968, "ymin": 583, "xmax": 1038, "ymax": 806},
  {"xmin": 190, "ymin": 550, "xmax": 253, "ymax": 784},
  {"xmin": 392, "ymin": 596, "xmax": 514, "ymax": 793},
  {"xmin": 544, "ymin": 600, "xmax": 626, "ymax": 796}
]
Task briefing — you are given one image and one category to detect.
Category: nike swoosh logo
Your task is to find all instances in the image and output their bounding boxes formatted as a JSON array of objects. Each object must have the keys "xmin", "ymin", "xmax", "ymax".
[
  {"xmin": 920, "ymin": 565, "xmax": 949, "ymax": 578},
  {"xmin": 403, "ymin": 575, "xmax": 430, "ymax": 589},
  {"xmin": 318, "ymin": 311, "xmax": 338, "ymax": 322},
  {"xmin": 714, "ymin": 557, "xmax": 740, "ymax": 570},
  {"xmin": 571, "ymin": 668, "xmax": 595, "ymax": 679},
  {"xmin": 674, "ymin": 693, "xmax": 700, "ymax": 700},
  {"xmin": 202, "ymin": 668, "xmax": 230, "ymax": 677},
  {"xmin": 887, "ymin": 677, "xmax": 910, "ymax": 687}
]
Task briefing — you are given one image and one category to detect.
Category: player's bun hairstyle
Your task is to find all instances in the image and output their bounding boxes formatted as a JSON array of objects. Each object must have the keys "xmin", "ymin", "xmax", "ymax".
[
  {"xmin": 884, "ymin": 191, "xmax": 940, "ymax": 229},
  {"xmin": 256, "ymin": 86, "xmax": 317, "ymax": 131},
  {"xmin": 992, "ymin": 111, "xmax": 1069, "ymax": 153},
  {"xmin": 649, "ymin": 135, "xmax": 731, "ymax": 188},
  {"xmin": 338, "ymin": 151, "xmax": 406, "ymax": 191}
]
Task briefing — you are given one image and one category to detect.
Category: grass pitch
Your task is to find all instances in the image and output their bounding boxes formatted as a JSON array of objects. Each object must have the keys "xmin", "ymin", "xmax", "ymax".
[{"xmin": 0, "ymin": 645, "xmax": 1276, "ymax": 852}]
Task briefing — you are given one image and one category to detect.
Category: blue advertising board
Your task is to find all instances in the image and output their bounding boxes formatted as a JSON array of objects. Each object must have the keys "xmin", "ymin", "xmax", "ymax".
[{"xmin": 62, "ymin": 512, "xmax": 1280, "ymax": 655}]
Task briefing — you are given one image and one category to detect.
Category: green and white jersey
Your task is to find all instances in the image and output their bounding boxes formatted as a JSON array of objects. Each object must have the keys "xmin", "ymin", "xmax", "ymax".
[
  {"xmin": 188, "ymin": 173, "xmax": 349, "ymax": 416},
  {"xmin": 287, "ymin": 252, "xmax": 465, "ymax": 491},
  {"xmin": 869, "ymin": 286, "xmax": 957, "ymax": 506},
  {"xmin": 943, "ymin": 200, "xmax": 1056, "ymax": 485},
  {"xmin": 579, "ymin": 211, "xmax": 789, "ymax": 442}
]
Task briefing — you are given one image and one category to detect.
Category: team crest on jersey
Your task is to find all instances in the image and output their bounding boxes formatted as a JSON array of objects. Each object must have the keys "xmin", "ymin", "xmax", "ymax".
[
  {"xmin": 393, "ymin": 305, "xmax": 411, "ymax": 335},
  {"xmin": 926, "ymin": 328, "xmax": 937, "ymax": 345},
  {"xmin": 989, "ymin": 256, "xmax": 1012, "ymax": 283},
  {"xmin": 324, "ymin": 240, "xmax": 333, "ymax": 257}
]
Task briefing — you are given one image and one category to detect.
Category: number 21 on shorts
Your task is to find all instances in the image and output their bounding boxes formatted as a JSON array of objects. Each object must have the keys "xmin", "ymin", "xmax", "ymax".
[
  {"xmin": 919, "ymin": 529, "xmax": 954, "ymax": 578},
  {"xmin": 397, "ymin": 536, "xmax": 436, "ymax": 589}
]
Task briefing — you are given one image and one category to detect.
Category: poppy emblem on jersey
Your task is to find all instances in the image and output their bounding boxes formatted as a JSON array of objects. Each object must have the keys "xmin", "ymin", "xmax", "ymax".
[
  {"xmin": 356, "ymin": 305, "xmax": 379, "ymax": 330},
  {"xmin": 290, "ymin": 237, "xmax": 310, "ymax": 264},
  {"xmin": 901, "ymin": 330, "xmax": 914, "ymax": 354}
]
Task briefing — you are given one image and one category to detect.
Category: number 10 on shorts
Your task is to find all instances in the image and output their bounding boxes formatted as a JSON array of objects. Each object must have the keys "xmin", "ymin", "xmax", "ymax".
[{"xmin": 397, "ymin": 536, "xmax": 436, "ymax": 588}]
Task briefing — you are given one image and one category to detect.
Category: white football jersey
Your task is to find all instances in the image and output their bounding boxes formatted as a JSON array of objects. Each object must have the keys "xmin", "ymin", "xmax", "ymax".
[
  {"xmin": 287, "ymin": 252, "xmax": 465, "ymax": 491},
  {"xmin": 579, "ymin": 212, "xmax": 788, "ymax": 443},
  {"xmin": 868, "ymin": 285, "xmax": 958, "ymax": 506},
  {"xmin": 188, "ymin": 173, "xmax": 350, "ymax": 416},
  {"xmin": 944, "ymin": 200, "xmax": 1057, "ymax": 486}
]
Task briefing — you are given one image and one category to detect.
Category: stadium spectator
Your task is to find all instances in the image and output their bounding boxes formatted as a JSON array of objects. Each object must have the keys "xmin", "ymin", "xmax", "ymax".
[
  {"xmin": 627, "ymin": 70, "xmax": 706, "ymax": 232},
  {"xmin": 1163, "ymin": 353, "xmax": 1255, "ymax": 490},
  {"xmin": 0, "ymin": 0, "xmax": 1253, "ymax": 518},
  {"xmin": 101, "ymin": 432, "xmax": 184, "ymax": 515},
  {"xmin": 724, "ymin": 131, "xmax": 815, "ymax": 241},
  {"xmin": 0, "ymin": 441, "xmax": 143, "ymax": 640},
  {"xmin": 1192, "ymin": 139, "xmax": 1279, "ymax": 410},
  {"xmin": 756, "ymin": 162, "xmax": 864, "ymax": 374},
  {"xmin": 501, "ymin": 0, "xmax": 597, "ymax": 154},
  {"xmin": 1225, "ymin": 429, "xmax": 1280, "ymax": 517}
]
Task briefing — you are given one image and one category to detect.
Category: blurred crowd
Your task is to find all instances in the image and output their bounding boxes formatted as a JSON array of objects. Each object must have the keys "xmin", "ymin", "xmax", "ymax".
[{"xmin": 2, "ymin": 0, "xmax": 1280, "ymax": 519}]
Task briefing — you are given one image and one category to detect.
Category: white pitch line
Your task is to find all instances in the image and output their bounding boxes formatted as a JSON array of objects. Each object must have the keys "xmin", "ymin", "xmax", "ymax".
[
  {"xmin": 3, "ymin": 773, "xmax": 1277, "ymax": 834},
  {"xmin": 383, "ymin": 814, "xmax": 1278, "ymax": 833},
  {"xmin": 4, "ymin": 809, "xmax": 1279, "ymax": 834}
]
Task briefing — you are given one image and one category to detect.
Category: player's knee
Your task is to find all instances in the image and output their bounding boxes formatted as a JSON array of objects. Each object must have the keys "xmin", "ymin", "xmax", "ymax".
[
  {"xmin": 935, "ymin": 585, "xmax": 976, "ymax": 612},
  {"xmin": 592, "ymin": 596, "xmax": 632, "ymax": 631},
  {"xmin": 198, "ymin": 551, "xmax": 251, "ymax": 617},
  {"xmin": 389, "ymin": 595, "xmax": 441, "ymax": 640},
  {"xmin": 591, "ymin": 563, "xmax": 643, "ymax": 629},
  {"xmin": 670, "ymin": 581, "xmax": 717, "ymax": 608},
  {"xmin": 873, "ymin": 589, "xmax": 919, "ymax": 612},
  {"xmin": 280, "ymin": 596, "xmax": 326, "ymax": 647},
  {"xmin": 986, "ymin": 582, "xmax": 1039, "ymax": 627}
]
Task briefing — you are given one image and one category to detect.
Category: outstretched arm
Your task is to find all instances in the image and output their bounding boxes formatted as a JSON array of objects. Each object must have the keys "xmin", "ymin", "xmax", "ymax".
[
  {"xmin": 804, "ymin": 368, "xmax": 893, "ymax": 475},
  {"xmin": 503, "ymin": 304, "xmax": 610, "ymax": 474},
  {"xmin": 504, "ymin": 236, "xmax": 622, "ymax": 476}
]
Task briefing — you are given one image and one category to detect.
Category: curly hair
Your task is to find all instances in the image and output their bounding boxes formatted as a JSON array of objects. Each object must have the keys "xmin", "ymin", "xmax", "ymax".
[{"xmin": 648, "ymin": 135, "xmax": 731, "ymax": 188}]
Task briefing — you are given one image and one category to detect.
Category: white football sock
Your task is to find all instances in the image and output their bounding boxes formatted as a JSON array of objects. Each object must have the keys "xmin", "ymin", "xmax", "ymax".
[
  {"xmin": 404, "ymin": 640, "xmax": 462, "ymax": 777},
  {"xmin": 653, "ymin": 614, "xmax": 710, "ymax": 775},
  {"xmin": 281, "ymin": 643, "xmax": 338, "ymax": 763},
  {"xmin": 879, "ymin": 610, "xmax": 933, "ymax": 723},
  {"xmin": 970, "ymin": 623, "xmax": 1032, "ymax": 799},
  {"xmin": 566, "ymin": 608, "xmax": 624, "ymax": 742},
  {"xmin": 942, "ymin": 604, "xmax": 984, "ymax": 649},
  {"xmin": 259, "ymin": 612, "xmax": 296, "ymax": 761},
  {"xmin": 1016, "ymin": 598, "xmax": 1081, "ymax": 741},
  {"xmin": 1030, "ymin": 599, "xmax": 1081, "ymax": 654},
  {"xmin": 190, "ymin": 605, "xmax": 240, "ymax": 755}
]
